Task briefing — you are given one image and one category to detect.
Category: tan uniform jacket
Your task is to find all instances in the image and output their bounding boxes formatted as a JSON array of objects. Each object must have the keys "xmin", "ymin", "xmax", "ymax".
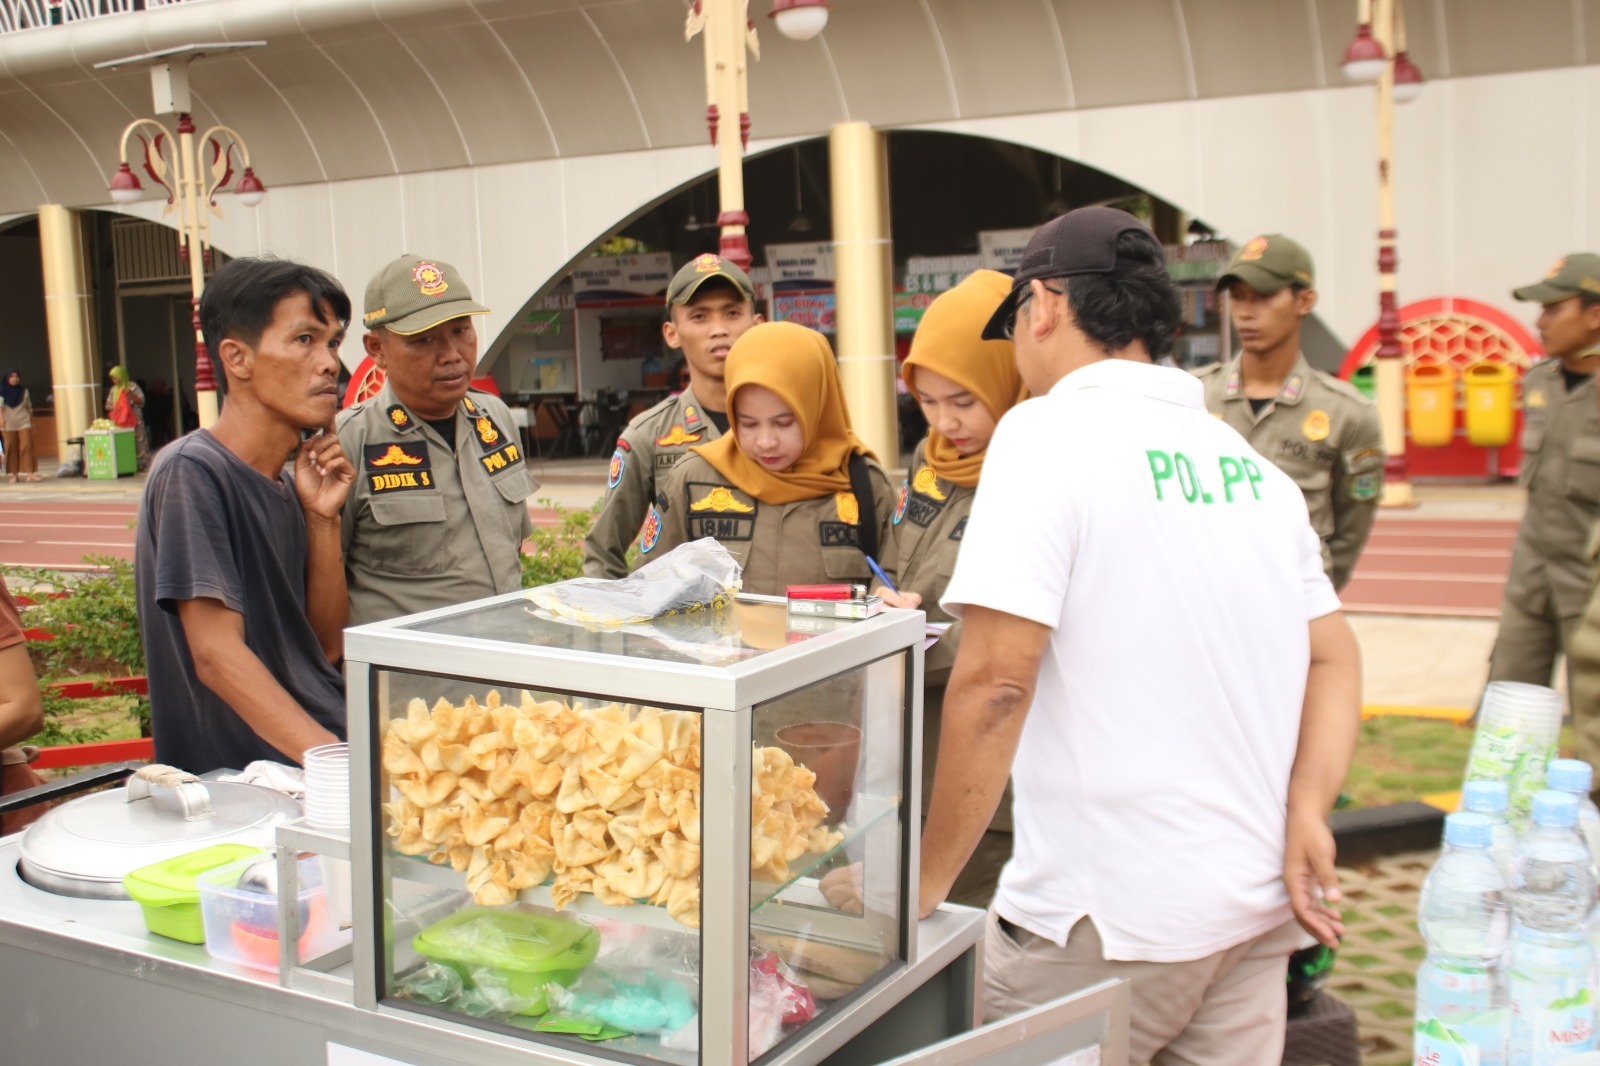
[
  {"xmin": 884, "ymin": 440, "xmax": 974, "ymax": 680},
  {"xmin": 337, "ymin": 382, "xmax": 536, "ymax": 626},
  {"xmin": 1197, "ymin": 355, "xmax": 1383, "ymax": 589},
  {"xmin": 1504, "ymin": 358, "xmax": 1600, "ymax": 621},
  {"xmin": 582, "ymin": 388, "xmax": 723, "ymax": 579},
  {"xmin": 646, "ymin": 453, "xmax": 894, "ymax": 596}
]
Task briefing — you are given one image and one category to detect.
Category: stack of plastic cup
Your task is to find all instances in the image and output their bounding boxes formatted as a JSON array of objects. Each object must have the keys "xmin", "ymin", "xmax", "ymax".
[
  {"xmin": 302, "ymin": 743, "xmax": 352, "ymax": 929},
  {"xmin": 1464, "ymin": 682, "xmax": 1563, "ymax": 829}
]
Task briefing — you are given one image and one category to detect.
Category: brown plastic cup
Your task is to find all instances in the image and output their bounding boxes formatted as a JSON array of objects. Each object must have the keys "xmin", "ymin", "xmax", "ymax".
[{"xmin": 775, "ymin": 722, "xmax": 862, "ymax": 825}]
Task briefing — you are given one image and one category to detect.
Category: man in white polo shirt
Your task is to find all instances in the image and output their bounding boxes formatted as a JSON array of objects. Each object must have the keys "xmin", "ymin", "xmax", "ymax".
[{"xmin": 918, "ymin": 207, "xmax": 1362, "ymax": 1063}]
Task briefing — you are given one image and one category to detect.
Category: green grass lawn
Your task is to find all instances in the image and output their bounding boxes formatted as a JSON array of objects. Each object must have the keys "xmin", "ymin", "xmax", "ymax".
[{"xmin": 1343, "ymin": 715, "xmax": 1579, "ymax": 809}]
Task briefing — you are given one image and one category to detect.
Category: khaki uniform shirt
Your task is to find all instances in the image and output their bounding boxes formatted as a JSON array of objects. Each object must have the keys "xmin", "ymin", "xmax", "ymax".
[
  {"xmin": 646, "ymin": 453, "xmax": 894, "ymax": 596},
  {"xmin": 1197, "ymin": 355, "xmax": 1383, "ymax": 589},
  {"xmin": 583, "ymin": 388, "xmax": 723, "ymax": 579},
  {"xmin": 884, "ymin": 440, "xmax": 974, "ymax": 679},
  {"xmin": 1504, "ymin": 359, "xmax": 1600, "ymax": 621},
  {"xmin": 337, "ymin": 382, "xmax": 536, "ymax": 626}
]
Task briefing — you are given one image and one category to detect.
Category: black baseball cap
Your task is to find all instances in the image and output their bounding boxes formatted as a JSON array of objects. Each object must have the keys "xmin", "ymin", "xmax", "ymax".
[{"xmin": 981, "ymin": 207, "xmax": 1163, "ymax": 341}]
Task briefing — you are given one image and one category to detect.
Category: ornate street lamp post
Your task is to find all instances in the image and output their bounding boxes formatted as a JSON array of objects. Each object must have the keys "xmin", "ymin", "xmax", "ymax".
[
  {"xmin": 1342, "ymin": 0, "xmax": 1425, "ymax": 505},
  {"xmin": 685, "ymin": 0, "xmax": 831, "ymax": 271}
]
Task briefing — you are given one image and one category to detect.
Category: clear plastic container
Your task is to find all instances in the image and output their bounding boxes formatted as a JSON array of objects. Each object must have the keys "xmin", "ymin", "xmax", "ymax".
[{"xmin": 197, "ymin": 853, "xmax": 342, "ymax": 973}]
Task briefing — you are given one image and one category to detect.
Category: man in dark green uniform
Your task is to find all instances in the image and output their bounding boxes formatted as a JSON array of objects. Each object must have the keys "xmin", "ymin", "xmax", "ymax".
[
  {"xmin": 1197, "ymin": 235, "xmax": 1384, "ymax": 590},
  {"xmin": 338, "ymin": 255, "xmax": 536, "ymax": 625},
  {"xmin": 1490, "ymin": 253, "xmax": 1600, "ymax": 699},
  {"xmin": 582, "ymin": 254, "xmax": 761, "ymax": 578}
]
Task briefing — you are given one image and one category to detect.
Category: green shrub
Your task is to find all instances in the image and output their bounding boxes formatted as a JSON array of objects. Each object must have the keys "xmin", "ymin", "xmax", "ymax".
[
  {"xmin": 519, "ymin": 499, "xmax": 637, "ymax": 589},
  {"xmin": 8, "ymin": 555, "xmax": 151, "ymax": 742}
]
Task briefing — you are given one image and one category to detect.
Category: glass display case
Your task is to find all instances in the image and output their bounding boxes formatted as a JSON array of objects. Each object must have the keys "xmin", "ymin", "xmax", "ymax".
[{"xmin": 345, "ymin": 592, "xmax": 924, "ymax": 1066}]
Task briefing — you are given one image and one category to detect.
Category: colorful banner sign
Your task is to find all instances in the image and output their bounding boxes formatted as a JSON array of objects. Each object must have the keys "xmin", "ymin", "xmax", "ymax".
[
  {"xmin": 518, "ymin": 310, "xmax": 563, "ymax": 335},
  {"xmin": 771, "ymin": 292, "xmax": 836, "ymax": 332}
]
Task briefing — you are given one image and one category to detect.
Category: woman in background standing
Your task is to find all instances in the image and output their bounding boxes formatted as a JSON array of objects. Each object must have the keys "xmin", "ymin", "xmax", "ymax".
[
  {"xmin": 2, "ymin": 369, "xmax": 40, "ymax": 483},
  {"xmin": 106, "ymin": 365, "xmax": 150, "ymax": 472}
]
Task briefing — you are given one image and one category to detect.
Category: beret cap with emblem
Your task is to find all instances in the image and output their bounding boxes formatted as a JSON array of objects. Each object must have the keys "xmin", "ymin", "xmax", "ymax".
[
  {"xmin": 1512, "ymin": 253, "xmax": 1600, "ymax": 304},
  {"xmin": 666, "ymin": 253, "xmax": 756, "ymax": 306},
  {"xmin": 1216, "ymin": 234, "xmax": 1316, "ymax": 296},
  {"xmin": 981, "ymin": 206, "xmax": 1164, "ymax": 340},
  {"xmin": 364, "ymin": 254, "xmax": 489, "ymax": 336}
]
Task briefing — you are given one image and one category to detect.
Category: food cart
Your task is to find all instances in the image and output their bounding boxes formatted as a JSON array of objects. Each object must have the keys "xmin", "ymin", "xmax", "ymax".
[{"xmin": 0, "ymin": 591, "xmax": 1129, "ymax": 1064}]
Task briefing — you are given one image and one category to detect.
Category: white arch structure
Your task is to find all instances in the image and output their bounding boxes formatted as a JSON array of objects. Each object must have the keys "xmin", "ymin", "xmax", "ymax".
[{"xmin": 0, "ymin": 0, "xmax": 1596, "ymax": 366}]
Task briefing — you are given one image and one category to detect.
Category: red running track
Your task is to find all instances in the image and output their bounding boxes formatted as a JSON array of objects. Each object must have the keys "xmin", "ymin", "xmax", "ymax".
[
  {"xmin": 0, "ymin": 500, "xmax": 566, "ymax": 571},
  {"xmin": 1341, "ymin": 517, "xmax": 1519, "ymax": 618},
  {"xmin": 4, "ymin": 501, "xmax": 1519, "ymax": 620}
]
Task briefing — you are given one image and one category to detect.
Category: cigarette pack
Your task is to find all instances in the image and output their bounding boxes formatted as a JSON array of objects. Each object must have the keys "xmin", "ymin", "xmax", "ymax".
[{"xmin": 786, "ymin": 595, "xmax": 883, "ymax": 620}]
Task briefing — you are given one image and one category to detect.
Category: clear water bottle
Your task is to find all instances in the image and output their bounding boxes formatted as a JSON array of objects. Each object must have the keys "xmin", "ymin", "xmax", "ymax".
[
  {"xmin": 1509, "ymin": 791, "xmax": 1598, "ymax": 1063},
  {"xmin": 1461, "ymin": 779, "xmax": 1520, "ymax": 884},
  {"xmin": 1547, "ymin": 759, "xmax": 1600, "ymax": 890},
  {"xmin": 1416, "ymin": 812, "xmax": 1511, "ymax": 1066}
]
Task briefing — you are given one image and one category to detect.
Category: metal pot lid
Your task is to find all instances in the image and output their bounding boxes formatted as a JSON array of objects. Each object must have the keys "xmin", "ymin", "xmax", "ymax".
[{"xmin": 19, "ymin": 765, "xmax": 302, "ymax": 898}]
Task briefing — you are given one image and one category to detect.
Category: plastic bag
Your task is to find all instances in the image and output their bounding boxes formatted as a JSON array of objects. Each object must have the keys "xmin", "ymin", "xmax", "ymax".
[
  {"xmin": 749, "ymin": 950, "xmax": 816, "ymax": 1056},
  {"xmin": 108, "ymin": 390, "xmax": 137, "ymax": 428},
  {"xmin": 526, "ymin": 538, "xmax": 741, "ymax": 626}
]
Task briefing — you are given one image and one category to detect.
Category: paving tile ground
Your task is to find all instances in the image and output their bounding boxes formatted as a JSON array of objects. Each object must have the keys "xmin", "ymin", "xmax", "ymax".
[{"xmin": 1331, "ymin": 849, "xmax": 1438, "ymax": 1064}]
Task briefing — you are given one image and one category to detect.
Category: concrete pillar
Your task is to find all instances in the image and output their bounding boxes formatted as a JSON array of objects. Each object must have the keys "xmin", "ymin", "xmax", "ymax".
[
  {"xmin": 37, "ymin": 205, "xmax": 98, "ymax": 459},
  {"xmin": 829, "ymin": 122, "xmax": 898, "ymax": 467}
]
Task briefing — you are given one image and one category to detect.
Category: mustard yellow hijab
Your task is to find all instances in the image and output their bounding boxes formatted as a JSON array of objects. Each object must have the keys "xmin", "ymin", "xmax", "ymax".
[
  {"xmin": 692, "ymin": 321, "xmax": 875, "ymax": 504},
  {"xmin": 902, "ymin": 270, "xmax": 1027, "ymax": 488}
]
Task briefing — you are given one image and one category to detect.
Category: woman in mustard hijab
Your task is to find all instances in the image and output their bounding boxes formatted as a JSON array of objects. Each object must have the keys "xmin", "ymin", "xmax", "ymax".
[
  {"xmin": 645, "ymin": 321, "xmax": 894, "ymax": 594},
  {"xmin": 878, "ymin": 269, "xmax": 1026, "ymax": 906}
]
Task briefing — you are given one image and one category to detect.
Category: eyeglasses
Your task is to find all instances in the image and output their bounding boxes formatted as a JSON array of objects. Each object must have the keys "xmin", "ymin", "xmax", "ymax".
[{"xmin": 1003, "ymin": 282, "xmax": 1064, "ymax": 340}]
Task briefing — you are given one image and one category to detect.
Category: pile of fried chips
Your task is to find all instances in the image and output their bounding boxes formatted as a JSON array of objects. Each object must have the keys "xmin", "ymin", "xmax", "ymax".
[{"xmin": 381, "ymin": 691, "xmax": 842, "ymax": 928}]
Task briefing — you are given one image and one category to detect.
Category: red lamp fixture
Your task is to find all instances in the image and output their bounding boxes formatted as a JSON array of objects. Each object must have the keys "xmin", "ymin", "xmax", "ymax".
[
  {"xmin": 1340, "ymin": 22, "xmax": 1388, "ymax": 83},
  {"xmin": 108, "ymin": 162, "xmax": 143, "ymax": 204},
  {"xmin": 234, "ymin": 166, "xmax": 266, "ymax": 206},
  {"xmin": 1391, "ymin": 50, "xmax": 1425, "ymax": 104}
]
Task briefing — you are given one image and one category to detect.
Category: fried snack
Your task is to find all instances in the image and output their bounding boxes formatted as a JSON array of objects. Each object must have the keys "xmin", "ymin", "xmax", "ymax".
[{"xmin": 381, "ymin": 693, "xmax": 844, "ymax": 927}]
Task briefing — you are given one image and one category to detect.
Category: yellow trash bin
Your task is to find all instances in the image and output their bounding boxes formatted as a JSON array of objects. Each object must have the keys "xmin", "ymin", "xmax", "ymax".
[
  {"xmin": 1462, "ymin": 362, "xmax": 1517, "ymax": 447},
  {"xmin": 1407, "ymin": 363, "xmax": 1457, "ymax": 448}
]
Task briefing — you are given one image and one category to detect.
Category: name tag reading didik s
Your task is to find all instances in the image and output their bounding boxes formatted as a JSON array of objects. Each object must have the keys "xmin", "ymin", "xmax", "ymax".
[{"xmin": 1146, "ymin": 449, "xmax": 1265, "ymax": 505}]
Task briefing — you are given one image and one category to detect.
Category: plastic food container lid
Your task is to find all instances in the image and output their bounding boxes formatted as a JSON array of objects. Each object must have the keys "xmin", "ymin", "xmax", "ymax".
[
  {"xmin": 412, "ymin": 907, "xmax": 599, "ymax": 974},
  {"xmin": 122, "ymin": 844, "xmax": 266, "ymax": 907}
]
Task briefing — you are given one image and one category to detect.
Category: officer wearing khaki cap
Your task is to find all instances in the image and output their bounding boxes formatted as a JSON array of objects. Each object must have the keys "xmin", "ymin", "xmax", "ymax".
[
  {"xmin": 582, "ymin": 254, "xmax": 761, "ymax": 578},
  {"xmin": 1196, "ymin": 235, "xmax": 1383, "ymax": 590},
  {"xmin": 1490, "ymin": 254, "xmax": 1600, "ymax": 711},
  {"xmin": 337, "ymin": 254, "xmax": 536, "ymax": 625}
]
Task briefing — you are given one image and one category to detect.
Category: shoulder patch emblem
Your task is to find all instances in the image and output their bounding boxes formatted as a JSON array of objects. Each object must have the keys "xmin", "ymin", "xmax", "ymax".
[
  {"xmin": 892, "ymin": 484, "xmax": 908, "ymax": 525},
  {"xmin": 475, "ymin": 416, "xmax": 500, "ymax": 446},
  {"xmin": 949, "ymin": 516, "xmax": 967, "ymax": 541},
  {"xmin": 690, "ymin": 486, "xmax": 755, "ymax": 514},
  {"xmin": 608, "ymin": 447, "xmax": 627, "ymax": 489},
  {"xmin": 387, "ymin": 404, "xmax": 412, "ymax": 430},
  {"xmin": 835, "ymin": 491, "xmax": 860, "ymax": 525},
  {"xmin": 656, "ymin": 425, "xmax": 702, "ymax": 448},
  {"xmin": 640, "ymin": 506, "xmax": 662, "ymax": 554},
  {"xmin": 911, "ymin": 466, "xmax": 947, "ymax": 502},
  {"xmin": 1302, "ymin": 409, "xmax": 1330, "ymax": 442},
  {"xmin": 414, "ymin": 261, "xmax": 448, "ymax": 297},
  {"xmin": 367, "ymin": 443, "xmax": 424, "ymax": 468},
  {"xmin": 683, "ymin": 404, "xmax": 703, "ymax": 432},
  {"xmin": 1351, "ymin": 473, "xmax": 1381, "ymax": 501},
  {"xmin": 1344, "ymin": 447, "xmax": 1384, "ymax": 474}
]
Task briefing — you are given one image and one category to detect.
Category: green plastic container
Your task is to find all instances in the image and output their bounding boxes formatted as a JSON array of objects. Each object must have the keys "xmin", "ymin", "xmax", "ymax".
[
  {"xmin": 122, "ymin": 843, "xmax": 265, "ymax": 944},
  {"xmin": 84, "ymin": 428, "xmax": 136, "ymax": 479},
  {"xmin": 412, "ymin": 907, "xmax": 600, "ymax": 1016}
]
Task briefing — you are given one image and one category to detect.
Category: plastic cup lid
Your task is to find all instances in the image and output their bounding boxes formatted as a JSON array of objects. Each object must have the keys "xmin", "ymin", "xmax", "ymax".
[
  {"xmin": 1532, "ymin": 789, "xmax": 1579, "ymax": 828},
  {"xmin": 1444, "ymin": 812, "xmax": 1494, "ymax": 848},
  {"xmin": 1548, "ymin": 758, "xmax": 1595, "ymax": 795},
  {"xmin": 1461, "ymin": 779, "xmax": 1509, "ymax": 814}
]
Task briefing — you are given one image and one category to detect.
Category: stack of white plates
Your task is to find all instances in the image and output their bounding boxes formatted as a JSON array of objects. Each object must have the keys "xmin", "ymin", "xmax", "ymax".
[
  {"xmin": 302, "ymin": 743, "xmax": 350, "ymax": 831},
  {"xmin": 1465, "ymin": 681, "xmax": 1563, "ymax": 828}
]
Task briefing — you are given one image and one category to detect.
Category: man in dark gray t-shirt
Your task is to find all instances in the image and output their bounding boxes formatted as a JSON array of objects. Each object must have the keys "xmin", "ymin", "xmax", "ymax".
[{"xmin": 135, "ymin": 258, "xmax": 356, "ymax": 774}]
